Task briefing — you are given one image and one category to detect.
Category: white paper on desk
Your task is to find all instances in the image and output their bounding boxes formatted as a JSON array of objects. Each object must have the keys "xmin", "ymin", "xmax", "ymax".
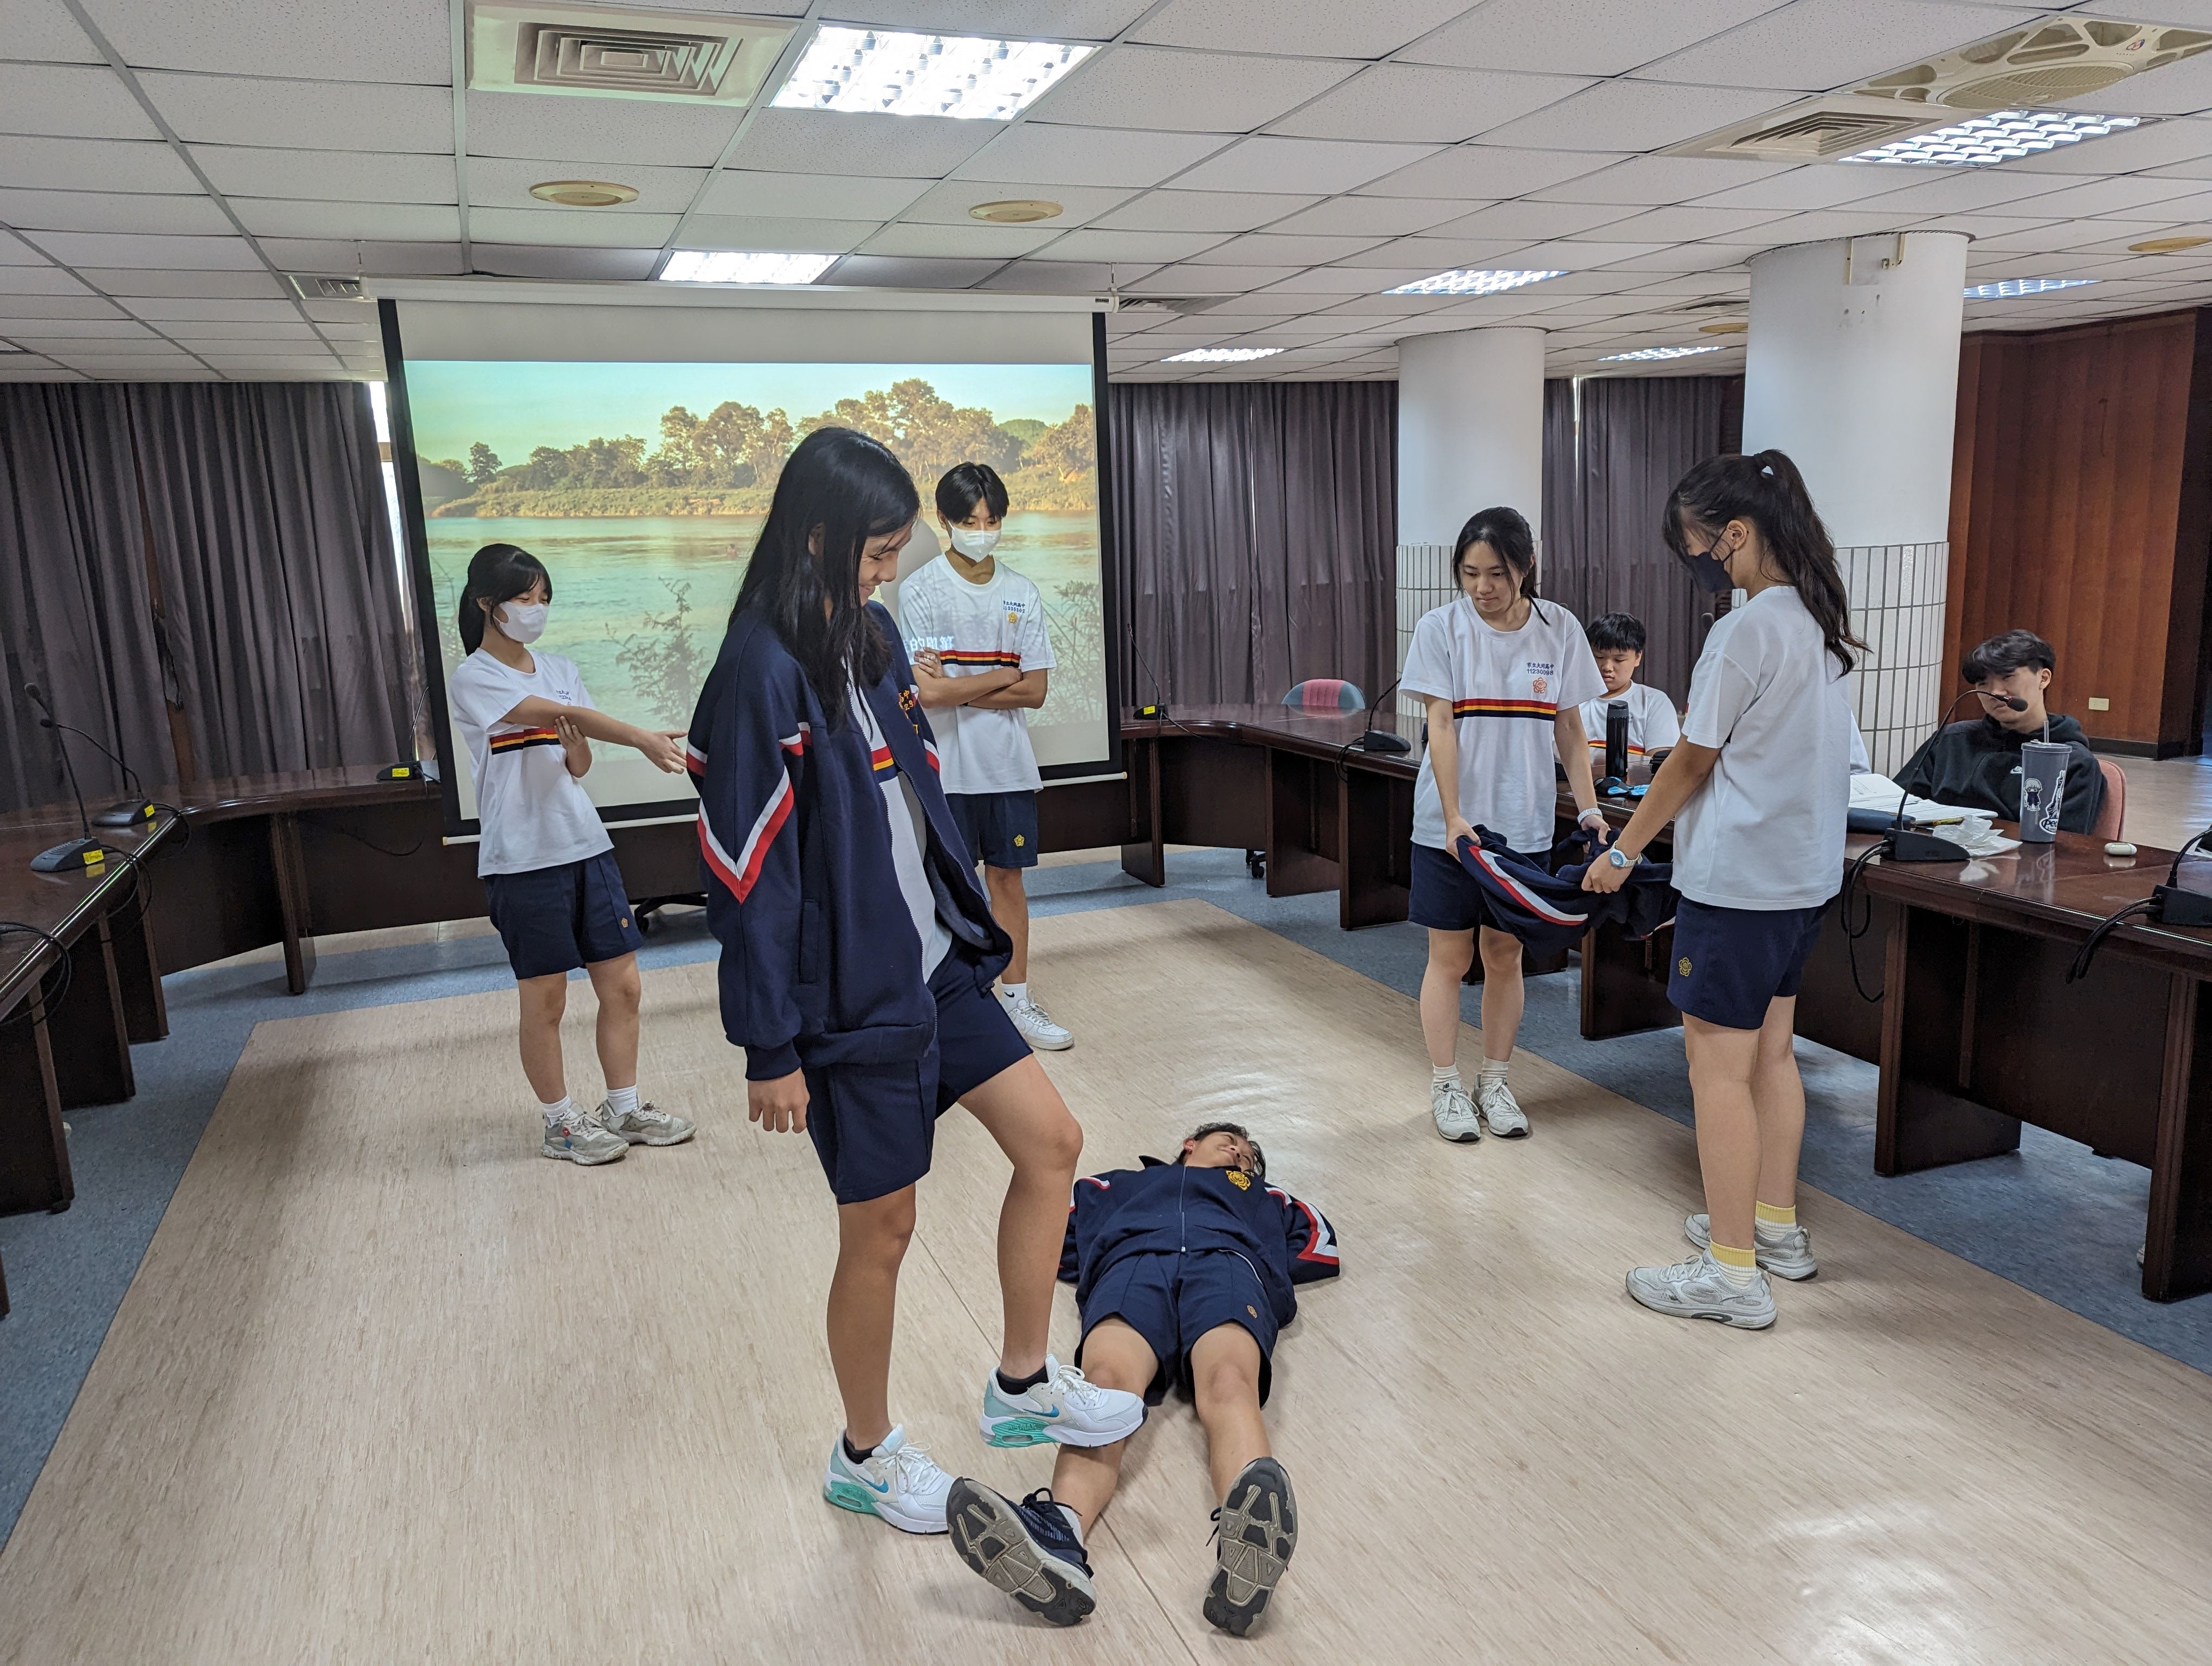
[{"xmin": 1847, "ymin": 777, "xmax": 2012, "ymax": 855}]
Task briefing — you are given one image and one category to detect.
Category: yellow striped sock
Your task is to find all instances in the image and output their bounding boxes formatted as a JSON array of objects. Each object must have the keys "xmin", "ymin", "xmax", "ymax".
[
  {"xmin": 1709, "ymin": 1240, "xmax": 1758, "ymax": 1271},
  {"xmin": 1754, "ymin": 1201, "xmax": 1797, "ymax": 1230}
]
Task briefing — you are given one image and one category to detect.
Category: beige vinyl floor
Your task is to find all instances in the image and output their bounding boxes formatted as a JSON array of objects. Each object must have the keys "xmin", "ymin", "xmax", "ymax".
[{"xmin": 3, "ymin": 900, "xmax": 2210, "ymax": 1664}]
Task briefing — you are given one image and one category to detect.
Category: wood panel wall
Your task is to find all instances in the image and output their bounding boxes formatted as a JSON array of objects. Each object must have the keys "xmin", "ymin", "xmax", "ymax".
[{"xmin": 1945, "ymin": 309, "xmax": 2212, "ymax": 754}]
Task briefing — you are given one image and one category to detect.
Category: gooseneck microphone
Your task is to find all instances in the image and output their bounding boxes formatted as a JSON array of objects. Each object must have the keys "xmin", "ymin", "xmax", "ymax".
[
  {"xmin": 1351, "ymin": 672, "xmax": 1413, "ymax": 754},
  {"xmin": 1879, "ymin": 687, "xmax": 2030, "ymax": 862},
  {"xmin": 24, "ymin": 682, "xmax": 155, "ymax": 828},
  {"xmin": 23, "ymin": 682, "xmax": 108, "ymax": 874}
]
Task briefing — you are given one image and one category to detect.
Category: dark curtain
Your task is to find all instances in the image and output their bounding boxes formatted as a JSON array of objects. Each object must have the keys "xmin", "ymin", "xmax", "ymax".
[
  {"xmin": 0, "ymin": 381, "xmax": 409, "ymax": 811},
  {"xmin": 1108, "ymin": 382, "xmax": 1396, "ymax": 708},
  {"xmin": 1549, "ymin": 375, "xmax": 1742, "ymax": 702},
  {"xmin": 1540, "ymin": 378, "xmax": 1578, "ymax": 600}
]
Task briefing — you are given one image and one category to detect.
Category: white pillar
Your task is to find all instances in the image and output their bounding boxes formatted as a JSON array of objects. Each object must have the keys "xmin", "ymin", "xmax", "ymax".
[
  {"xmin": 1394, "ymin": 327, "xmax": 1545, "ymax": 710},
  {"xmin": 1741, "ymin": 232, "xmax": 1968, "ymax": 772}
]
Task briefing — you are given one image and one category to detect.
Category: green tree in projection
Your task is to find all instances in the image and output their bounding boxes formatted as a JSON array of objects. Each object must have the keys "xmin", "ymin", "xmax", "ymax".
[
  {"xmin": 466, "ymin": 441, "xmax": 501, "ymax": 484},
  {"xmin": 1024, "ymin": 405, "xmax": 1095, "ymax": 481},
  {"xmin": 648, "ymin": 400, "xmax": 794, "ymax": 490},
  {"xmin": 800, "ymin": 378, "xmax": 1023, "ymax": 480},
  {"xmin": 435, "ymin": 457, "xmax": 466, "ymax": 476},
  {"xmin": 608, "ymin": 578, "xmax": 704, "ymax": 728}
]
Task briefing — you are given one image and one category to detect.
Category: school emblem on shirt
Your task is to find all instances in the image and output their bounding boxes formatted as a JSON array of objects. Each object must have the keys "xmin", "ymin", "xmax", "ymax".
[
  {"xmin": 1532, "ymin": 676, "xmax": 1548, "ymax": 697},
  {"xmin": 1227, "ymin": 1169, "xmax": 1251, "ymax": 1190},
  {"xmin": 1246, "ymin": 1305, "xmax": 1259, "ymax": 1318},
  {"xmin": 1006, "ymin": 610, "xmax": 1020, "ymax": 625},
  {"xmin": 1678, "ymin": 956, "xmax": 1694, "ymax": 977}
]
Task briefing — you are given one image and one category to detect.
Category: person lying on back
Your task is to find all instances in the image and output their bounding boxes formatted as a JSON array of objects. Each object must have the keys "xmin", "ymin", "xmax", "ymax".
[{"xmin": 1892, "ymin": 629, "xmax": 2105, "ymax": 834}]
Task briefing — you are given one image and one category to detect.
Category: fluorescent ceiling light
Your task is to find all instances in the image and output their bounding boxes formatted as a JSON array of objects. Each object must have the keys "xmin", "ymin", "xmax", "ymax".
[
  {"xmin": 660, "ymin": 250, "xmax": 837, "ymax": 284},
  {"xmin": 1963, "ymin": 277, "xmax": 2098, "ymax": 299},
  {"xmin": 1385, "ymin": 268, "xmax": 1566, "ymax": 297},
  {"xmin": 1841, "ymin": 108, "xmax": 2140, "ymax": 167},
  {"xmin": 773, "ymin": 25, "xmax": 1094, "ymax": 120},
  {"xmin": 1162, "ymin": 347, "xmax": 1283, "ymax": 363},
  {"xmin": 1598, "ymin": 344, "xmax": 1722, "ymax": 362}
]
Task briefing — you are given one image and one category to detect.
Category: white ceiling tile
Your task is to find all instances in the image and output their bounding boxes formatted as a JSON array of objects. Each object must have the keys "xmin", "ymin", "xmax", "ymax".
[
  {"xmin": 78, "ymin": 267, "xmax": 285, "ymax": 296},
  {"xmin": 1425, "ymin": 200, "xmax": 1644, "ymax": 240},
  {"xmin": 124, "ymin": 298, "xmax": 303, "ymax": 321},
  {"xmin": 1124, "ymin": 264, "xmax": 1303, "ymax": 293},
  {"xmin": 233, "ymin": 200, "xmax": 463, "ymax": 241},
  {"xmin": 1169, "ymin": 137, "xmax": 1443, "ymax": 195},
  {"xmin": 2005, "ymin": 175, "xmax": 2205, "ymax": 219},
  {"xmin": 1092, "ymin": 188, "xmax": 1323, "ymax": 232},
  {"xmin": 676, "ymin": 214, "xmax": 879, "ymax": 253},
  {"xmin": 974, "ymin": 259, "xmax": 1161, "ymax": 292},
  {"xmin": 2105, "ymin": 185, "xmax": 2212, "ymax": 222},
  {"xmin": 0, "ymin": 363, "xmax": 86, "ymax": 381},
  {"xmin": 0, "ymin": 265, "xmax": 91, "ymax": 294},
  {"xmin": 1477, "ymin": 79, "xmax": 1797, "ymax": 152},
  {"xmin": 1257, "ymin": 266, "xmax": 1415, "ymax": 293},
  {"xmin": 0, "ymin": 188, "xmax": 232, "ymax": 234},
  {"xmin": 1268, "ymin": 64, "xmax": 1590, "ymax": 145},
  {"xmin": 301, "ymin": 298, "xmax": 374, "ymax": 322},
  {"xmin": 1333, "ymin": 234, "xmax": 1545, "ymax": 268},
  {"xmin": 1028, "ymin": 47, "xmax": 1358, "ymax": 134},
  {"xmin": 1039, "ymin": 228, "xmax": 1235, "ymax": 262},
  {"xmin": 1632, "ymin": 1, "xmax": 2044, "ymax": 94},
  {"xmin": 1183, "ymin": 232, "xmax": 1390, "ymax": 264},
  {"xmin": 699, "ymin": 170, "xmax": 930, "ymax": 220},
  {"xmin": 256, "ymin": 238, "xmax": 464, "ymax": 274},
  {"xmin": 1530, "ymin": 153, "xmax": 1799, "ymax": 206},
  {"xmin": 1597, "ymin": 244, "xmax": 1762, "ymax": 272},
  {"xmin": 172, "ymin": 338, "xmax": 333, "ymax": 356},
  {"xmin": 195, "ymin": 354, "xmax": 342, "ymax": 369},
  {"xmin": 895, "ymin": 178, "xmax": 1135, "ymax": 228},
  {"xmin": 1720, "ymin": 207, "xmax": 1902, "ymax": 241},
  {"xmin": 818, "ymin": 254, "xmax": 999, "ymax": 288},
  {"xmin": 1400, "ymin": 0, "xmax": 1782, "ymax": 78},
  {"xmin": 2006, "ymin": 117, "xmax": 2212, "ymax": 176},
  {"xmin": 0, "ymin": 230, "xmax": 46, "ymax": 263},
  {"xmin": 156, "ymin": 318, "xmax": 317, "ymax": 339},
  {"xmin": 468, "ymin": 90, "xmax": 745, "ymax": 168},
  {"xmin": 820, "ymin": 1, "xmax": 1146, "ymax": 36},
  {"xmin": 0, "ymin": 0, "xmax": 101, "ymax": 63},
  {"xmin": 465, "ymin": 157, "xmax": 706, "ymax": 215},
  {"xmin": 1908, "ymin": 212, "xmax": 2063, "ymax": 238},
  {"xmin": 1835, "ymin": 168, "xmax": 2073, "ymax": 214},
  {"xmin": 1589, "ymin": 204, "xmax": 1791, "ymax": 241},
  {"xmin": 1262, "ymin": 196, "xmax": 1483, "ymax": 235},
  {"xmin": 94, "ymin": 0, "xmax": 452, "ymax": 84},
  {"xmin": 1688, "ymin": 164, "xmax": 1924, "ymax": 211},
  {"xmin": 190, "ymin": 144, "xmax": 456, "ymax": 203},
  {"xmin": 468, "ymin": 206, "xmax": 678, "ymax": 247},
  {"xmin": 860, "ymin": 221, "xmax": 1060, "ymax": 258},
  {"xmin": 1131, "ymin": 0, "xmax": 1473, "ymax": 57},
  {"xmin": 0, "ymin": 135, "xmax": 198, "ymax": 192},
  {"xmin": 0, "ymin": 292, "xmax": 128, "ymax": 317},
  {"xmin": 955, "ymin": 123, "xmax": 1231, "ymax": 188},
  {"xmin": 1358, "ymin": 144, "xmax": 1631, "ymax": 198},
  {"xmin": 0, "ymin": 63, "xmax": 160, "ymax": 138},
  {"xmin": 138, "ymin": 71, "xmax": 453, "ymax": 153},
  {"xmin": 22, "ymin": 229, "xmax": 262, "ymax": 269}
]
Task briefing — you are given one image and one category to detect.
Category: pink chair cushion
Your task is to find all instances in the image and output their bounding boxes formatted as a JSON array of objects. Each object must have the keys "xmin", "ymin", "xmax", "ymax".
[{"xmin": 2093, "ymin": 757, "xmax": 2125, "ymax": 842}]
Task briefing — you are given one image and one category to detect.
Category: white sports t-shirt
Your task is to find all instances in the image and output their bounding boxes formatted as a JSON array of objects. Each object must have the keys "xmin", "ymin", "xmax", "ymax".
[
  {"xmin": 1672, "ymin": 585, "xmax": 1853, "ymax": 910},
  {"xmin": 447, "ymin": 648, "xmax": 613, "ymax": 878},
  {"xmin": 1578, "ymin": 682, "xmax": 1682, "ymax": 771},
  {"xmin": 1401, "ymin": 596, "xmax": 1606, "ymax": 855},
  {"xmin": 852, "ymin": 685, "xmax": 954, "ymax": 977},
  {"xmin": 897, "ymin": 556, "xmax": 1055, "ymax": 795}
]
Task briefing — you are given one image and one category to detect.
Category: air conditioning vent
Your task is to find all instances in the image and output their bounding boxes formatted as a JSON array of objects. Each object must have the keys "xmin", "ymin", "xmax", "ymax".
[
  {"xmin": 468, "ymin": 2, "xmax": 795, "ymax": 105},
  {"xmin": 1670, "ymin": 98, "xmax": 1938, "ymax": 162},
  {"xmin": 288, "ymin": 274, "xmax": 366, "ymax": 300},
  {"xmin": 1855, "ymin": 17, "xmax": 2212, "ymax": 112}
]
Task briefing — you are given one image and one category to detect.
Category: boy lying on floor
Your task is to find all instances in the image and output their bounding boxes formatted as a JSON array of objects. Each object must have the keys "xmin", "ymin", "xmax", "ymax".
[{"xmin": 947, "ymin": 1121, "xmax": 1339, "ymax": 1636}]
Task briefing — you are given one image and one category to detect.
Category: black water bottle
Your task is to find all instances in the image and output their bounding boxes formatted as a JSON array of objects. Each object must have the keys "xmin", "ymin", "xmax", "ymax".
[{"xmin": 1605, "ymin": 699, "xmax": 1629, "ymax": 783}]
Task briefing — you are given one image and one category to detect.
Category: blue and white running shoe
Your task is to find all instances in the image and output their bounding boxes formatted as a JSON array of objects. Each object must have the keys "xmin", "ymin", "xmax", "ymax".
[{"xmin": 947, "ymin": 1479, "xmax": 1096, "ymax": 1627}]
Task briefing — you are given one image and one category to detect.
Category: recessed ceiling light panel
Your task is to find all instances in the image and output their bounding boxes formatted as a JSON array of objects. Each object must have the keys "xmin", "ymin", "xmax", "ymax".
[
  {"xmin": 1162, "ymin": 347, "xmax": 1283, "ymax": 363},
  {"xmin": 773, "ymin": 26, "xmax": 1094, "ymax": 120},
  {"xmin": 1385, "ymin": 268, "xmax": 1566, "ymax": 297},
  {"xmin": 660, "ymin": 250, "xmax": 837, "ymax": 284},
  {"xmin": 1842, "ymin": 108, "xmax": 2140, "ymax": 166},
  {"xmin": 1599, "ymin": 344, "xmax": 1724, "ymax": 362},
  {"xmin": 530, "ymin": 179, "xmax": 639, "ymax": 207},
  {"xmin": 1962, "ymin": 277, "xmax": 2098, "ymax": 298}
]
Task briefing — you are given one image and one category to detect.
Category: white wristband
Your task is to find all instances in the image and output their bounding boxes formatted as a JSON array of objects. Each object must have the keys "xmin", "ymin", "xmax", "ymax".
[{"xmin": 1578, "ymin": 808, "xmax": 1606, "ymax": 829}]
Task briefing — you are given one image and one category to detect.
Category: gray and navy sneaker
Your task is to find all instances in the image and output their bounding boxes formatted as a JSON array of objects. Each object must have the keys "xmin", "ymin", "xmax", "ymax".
[
  {"xmin": 1205, "ymin": 1456, "xmax": 1297, "ymax": 1637},
  {"xmin": 979, "ymin": 1355, "xmax": 1145, "ymax": 1449},
  {"xmin": 947, "ymin": 1479, "xmax": 1097, "ymax": 1627},
  {"xmin": 541, "ymin": 1107, "xmax": 628, "ymax": 1165},
  {"xmin": 1684, "ymin": 1213, "xmax": 1817, "ymax": 1280},
  {"xmin": 1625, "ymin": 1250, "xmax": 1777, "ymax": 1329},
  {"xmin": 595, "ymin": 1098, "xmax": 695, "ymax": 1147},
  {"xmin": 821, "ymin": 1425, "xmax": 953, "ymax": 1534}
]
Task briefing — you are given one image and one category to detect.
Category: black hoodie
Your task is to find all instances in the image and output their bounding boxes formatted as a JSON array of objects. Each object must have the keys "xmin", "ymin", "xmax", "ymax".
[{"xmin": 1891, "ymin": 713, "xmax": 2105, "ymax": 835}]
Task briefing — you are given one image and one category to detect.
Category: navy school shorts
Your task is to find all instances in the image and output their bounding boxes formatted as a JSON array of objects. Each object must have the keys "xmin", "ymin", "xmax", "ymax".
[
  {"xmin": 483, "ymin": 850, "xmax": 644, "ymax": 981},
  {"xmin": 1077, "ymin": 1250, "xmax": 1279, "ymax": 1406},
  {"xmin": 802, "ymin": 942, "xmax": 1033, "ymax": 1205},
  {"xmin": 949, "ymin": 790, "xmax": 1040, "ymax": 870},
  {"xmin": 1407, "ymin": 840, "xmax": 1542, "ymax": 933},
  {"xmin": 1667, "ymin": 896, "xmax": 1834, "ymax": 1031}
]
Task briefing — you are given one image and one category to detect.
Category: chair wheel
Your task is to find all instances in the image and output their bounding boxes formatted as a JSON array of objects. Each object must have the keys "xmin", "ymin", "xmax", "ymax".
[{"xmin": 1246, "ymin": 850, "xmax": 1266, "ymax": 879}]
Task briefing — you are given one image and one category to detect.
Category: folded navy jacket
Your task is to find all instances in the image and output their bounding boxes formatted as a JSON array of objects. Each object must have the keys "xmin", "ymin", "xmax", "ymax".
[{"xmin": 1454, "ymin": 825, "xmax": 1679, "ymax": 955}]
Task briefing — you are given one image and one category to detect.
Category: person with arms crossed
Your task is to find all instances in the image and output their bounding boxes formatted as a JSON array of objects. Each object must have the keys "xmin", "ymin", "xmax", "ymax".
[
  {"xmin": 1401, "ymin": 507, "xmax": 1609, "ymax": 1142},
  {"xmin": 1582, "ymin": 451, "xmax": 1857, "ymax": 1330},
  {"xmin": 445, "ymin": 542, "xmax": 696, "ymax": 1165},
  {"xmin": 1577, "ymin": 612, "xmax": 1682, "ymax": 775},
  {"xmin": 902, "ymin": 462, "xmax": 1071, "ymax": 1050},
  {"xmin": 689, "ymin": 430, "xmax": 1142, "ymax": 1536}
]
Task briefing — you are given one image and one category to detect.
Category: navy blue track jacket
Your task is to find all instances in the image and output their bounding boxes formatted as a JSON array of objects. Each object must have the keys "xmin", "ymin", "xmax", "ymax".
[
  {"xmin": 1455, "ymin": 825, "xmax": 1679, "ymax": 957},
  {"xmin": 689, "ymin": 603, "xmax": 1010, "ymax": 1080},
  {"xmin": 1060, "ymin": 1158, "xmax": 1341, "ymax": 1330}
]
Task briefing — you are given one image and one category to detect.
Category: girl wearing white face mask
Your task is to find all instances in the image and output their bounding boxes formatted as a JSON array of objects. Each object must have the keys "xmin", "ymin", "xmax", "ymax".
[
  {"xmin": 447, "ymin": 542, "xmax": 694, "ymax": 1167},
  {"xmin": 901, "ymin": 463, "xmax": 1069, "ymax": 1052}
]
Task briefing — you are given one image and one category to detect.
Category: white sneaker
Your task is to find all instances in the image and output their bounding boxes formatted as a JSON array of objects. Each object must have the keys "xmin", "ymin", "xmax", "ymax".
[
  {"xmin": 541, "ymin": 1107, "xmax": 627, "ymax": 1165},
  {"xmin": 822, "ymin": 1425, "xmax": 953, "ymax": 1534},
  {"xmin": 1625, "ymin": 1250, "xmax": 1776, "ymax": 1330},
  {"xmin": 979, "ymin": 1355, "xmax": 1146, "ymax": 1449},
  {"xmin": 1430, "ymin": 1080, "xmax": 1480, "ymax": 1143},
  {"xmin": 1000, "ymin": 988, "xmax": 1073, "ymax": 1050},
  {"xmin": 1684, "ymin": 1213, "xmax": 1818, "ymax": 1280},
  {"xmin": 1476, "ymin": 1077, "xmax": 1529, "ymax": 1138}
]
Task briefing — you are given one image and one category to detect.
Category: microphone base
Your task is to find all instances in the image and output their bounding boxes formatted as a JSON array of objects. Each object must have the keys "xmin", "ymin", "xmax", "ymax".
[
  {"xmin": 92, "ymin": 800, "xmax": 156, "ymax": 829},
  {"xmin": 31, "ymin": 836, "xmax": 108, "ymax": 874},
  {"xmin": 1888, "ymin": 829, "xmax": 1971, "ymax": 863},
  {"xmin": 1350, "ymin": 729, "xmax": 1411, "ymax": 755}
]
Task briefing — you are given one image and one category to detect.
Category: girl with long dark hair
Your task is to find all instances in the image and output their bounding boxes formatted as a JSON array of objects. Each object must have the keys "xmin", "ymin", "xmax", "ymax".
[
  {"xmin": 1581, "ymin": 449, "xmax": 1860, "ymax": 1330},
  {"xmin": 446, "ymin": 542, "xmax": 695, "ymax": 1165},
  {"xmin": 1399, "ymin": 505, "xmax": 1609, "ymax": 1143},
  {"xmin": 690, "ymin": 428, "xmax": 1142, "ymax": 1535}
]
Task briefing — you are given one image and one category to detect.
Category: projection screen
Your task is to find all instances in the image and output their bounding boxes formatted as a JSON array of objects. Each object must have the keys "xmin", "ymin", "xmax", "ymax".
[{"xmin": 380, "ymin": 297, "xmax": 1118, "ymax": 836}]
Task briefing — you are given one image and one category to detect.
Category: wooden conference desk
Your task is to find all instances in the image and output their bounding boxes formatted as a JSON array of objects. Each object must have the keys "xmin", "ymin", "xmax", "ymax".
[{"xmin": 1099, "ymin": 704, "xmax": 2212, "ymax": 1300}]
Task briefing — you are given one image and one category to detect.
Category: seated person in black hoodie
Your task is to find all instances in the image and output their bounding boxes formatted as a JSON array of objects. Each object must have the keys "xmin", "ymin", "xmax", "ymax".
[
  {"xmin": 1892, "ymin": 629, "xmax": 2106, "ymax": 834},
  {"xmin": 946, "ymin": 1122, "xmax": 1338, "ymax": 1638}
]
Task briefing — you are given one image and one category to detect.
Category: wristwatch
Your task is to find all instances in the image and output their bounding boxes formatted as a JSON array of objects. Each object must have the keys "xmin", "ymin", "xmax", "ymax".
[{"xmin": 1606, "ymin": 845, "xmax": 1641, "ymax": 870}]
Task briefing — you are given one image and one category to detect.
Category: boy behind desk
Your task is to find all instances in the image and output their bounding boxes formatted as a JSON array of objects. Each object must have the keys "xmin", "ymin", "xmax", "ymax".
[
  {"xmin": 946, "ymin": 1122, "xmax": 1338, "ymax": 1637},
  {"xmin": 1577, "ymin": 612, "xmax": 1681, "ymax": 777},
  {"xmin": 1892, "ymin": 629, "xmax": 2106, "ymax": 834}
]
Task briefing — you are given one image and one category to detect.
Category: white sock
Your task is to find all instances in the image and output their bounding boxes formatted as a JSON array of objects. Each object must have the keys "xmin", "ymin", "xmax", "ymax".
[
  {"xmin": 606, "ymin": 1084, "xmax": 639, "ymax": 1117},
  {"xmin": 540, "ymin": 1094, "xmax": 573, "ymax": 1126},
  {"xmin": 1431, "ymin": 1064, "xmax": 1462, "ymax": 1090},
  {"xmin": 1713, "ymin": 1258, "xmax": 1761, "ymax": 1288},
  {"xmin": 1003, "ymin": 982, "xmax": 1028, "ymax": 1005},
  {"xmin": 1478, "ymin": 1058, "xmax": 1509, "ymax": 1084}
]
